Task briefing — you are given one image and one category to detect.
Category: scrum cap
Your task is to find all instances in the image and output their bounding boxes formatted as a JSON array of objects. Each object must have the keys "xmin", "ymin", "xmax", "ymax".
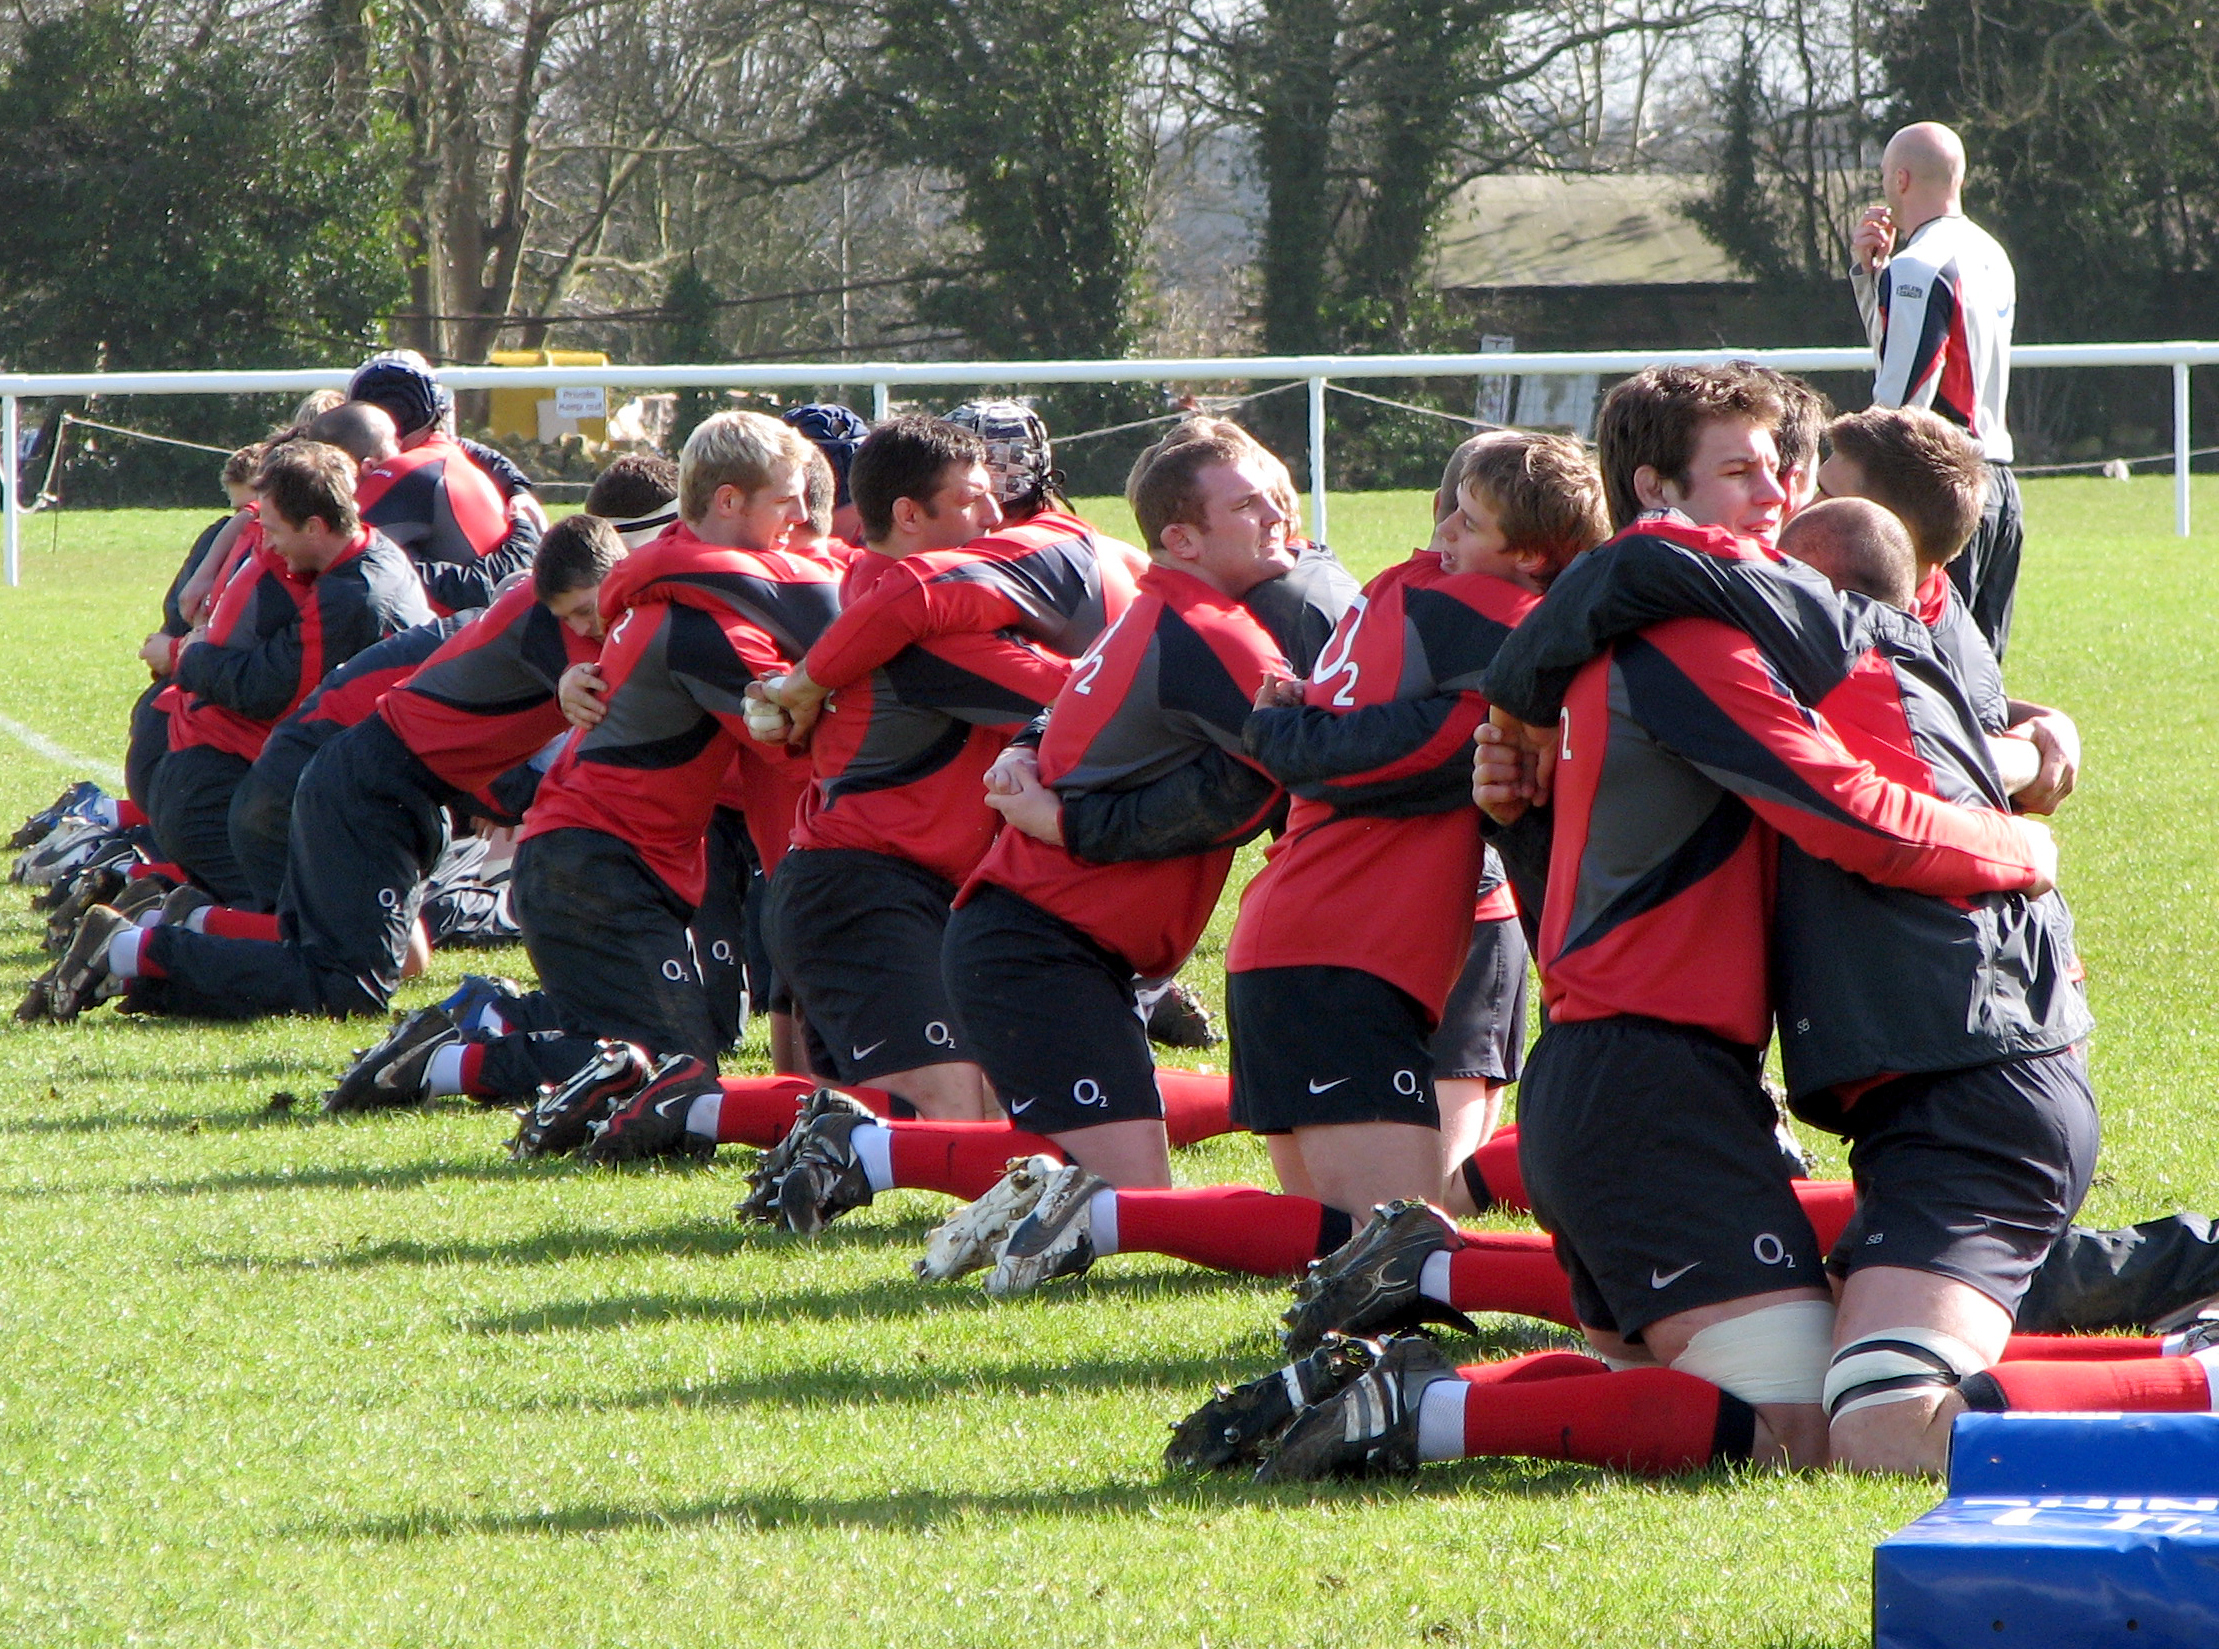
[{"xmin": 944, "ymin": 398, "xmax": 1054, "ymax": 507}]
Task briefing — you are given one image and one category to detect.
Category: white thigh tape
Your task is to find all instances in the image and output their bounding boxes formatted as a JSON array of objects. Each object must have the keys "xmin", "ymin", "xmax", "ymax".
[
  {"xmin": 1670, "ymin": 1300, "xmax": 1836, "ymax": 1408},
  {"xmin": 1823, "ymin": 1327, "xmax": 1988, "ymax": 1421}
]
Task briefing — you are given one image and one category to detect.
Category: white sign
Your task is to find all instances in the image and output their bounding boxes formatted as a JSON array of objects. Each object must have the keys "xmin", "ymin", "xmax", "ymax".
[{"xmin": 554, "ymin": 386, "xmax": 606, "ymax": 419}]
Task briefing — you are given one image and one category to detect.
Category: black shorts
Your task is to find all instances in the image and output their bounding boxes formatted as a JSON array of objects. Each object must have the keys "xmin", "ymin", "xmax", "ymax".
[
  {"xmin": 1228, "ymin": 965, "xmax": 1439, "ymax": 1133},
  {"xmin": 511, "ymin": 827, "xmax": 718, "ymax": 1067},
  {"xmin": 943, "ymin": 883, "xmax": 1160, "ymax": 1133},
  {"xmin": 762, "ymin": 846, "xmax": 965, "ymax": 1083},
  {"xmin": 1825, "ymin": 1045, "xmax": 2098, "ymax": 1317},
  {"xmin": 1517, "ymin": 1016, "xmax": 1823, "ymax": 1341},
  {"xmin": 1430, "ymin": 916, "xmax": 1529, "ymax": 1083}
]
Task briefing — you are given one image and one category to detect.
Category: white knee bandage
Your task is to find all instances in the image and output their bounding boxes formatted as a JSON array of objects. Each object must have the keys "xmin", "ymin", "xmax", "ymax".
[
  {"xmin": 1669, "ymin": 1300, "xmax": 1836, "ymax": 1408},
  {"xmin": 1822, "ymin": 1328, "xmax": 1988, "ymax": 1422}
]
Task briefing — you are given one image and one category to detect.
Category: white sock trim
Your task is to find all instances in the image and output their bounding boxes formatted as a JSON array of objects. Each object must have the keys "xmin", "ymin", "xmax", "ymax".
[
  {"xmin": 1416, "ymin": 1376, "xmax": 1470, "ymax": 1462},
  {"xmin": 182, "ymin": 906, "xmax": 210, "ymax": 933},
  {"xmin": 1419, "ymin": 1249, "xmax": 1455, "ymax": 1305},
  {"xmin": 422, "ymin": 1044, "xmax": 469, "ymax": 1098},
  {"xmin": 1087, "ymin": 1186, "xmax": 1120, "ymax": 1256},
  {"xmin": 107, "ymin": 926, "xmax": 145, "ymax": 979},
  {"xmin": 684, "ymin": 1092, "xmax": 723, "ymax": 1140},
  {"xmin": 853, "ymin": 1122, "xmax": 894, "ymax": 1194}
]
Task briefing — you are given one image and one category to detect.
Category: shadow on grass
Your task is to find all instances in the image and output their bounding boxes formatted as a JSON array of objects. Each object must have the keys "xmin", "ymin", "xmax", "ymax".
[
  {"xmin": 0, "ymin": 1105, "xmax": 314, "ymax": 1136},
  {"xmin": 462, "ymin": 1265, "xmax": 1252, "ymax": 1341},
  {"xmin": 191, "ymin": 1212, "xmax": 945, "ymax": 1271},
  {"xmin": 321, "ymin": 1452, "xmax": 1750, "ymax": 1544}
]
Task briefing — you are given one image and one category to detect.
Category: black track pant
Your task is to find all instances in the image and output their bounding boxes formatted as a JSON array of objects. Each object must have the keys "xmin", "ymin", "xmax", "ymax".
[
  {"xmin": 420, "ymin": 832, "xmax": 521, "ymax": 948},
  {"xmin": 694, "ymin": 805, "xmax": 752, "ymax": 1050},
  {"xmin": 146, "ymin": 744, "xmax": 257, "ymax": 906},
  {"xmin": 136, "ymin": 718, "xmax": 449, "ymax": 1019},
  {"xmin": 468, "ymin": 827, "xmax": 718, "ymax": 1100},
  {"xmin": 125, "ymin": 682, "xmax": 172, "ymax": 814},
  {"xmin": 2018, "ymin": 1211, "xmax": 2219, "ymax": 1334}
]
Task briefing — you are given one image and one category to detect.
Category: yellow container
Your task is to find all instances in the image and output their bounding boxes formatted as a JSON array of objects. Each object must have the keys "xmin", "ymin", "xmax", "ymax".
[{"xmin": 487, "ymin": 350, "xmax": 611, "ymax": 445}]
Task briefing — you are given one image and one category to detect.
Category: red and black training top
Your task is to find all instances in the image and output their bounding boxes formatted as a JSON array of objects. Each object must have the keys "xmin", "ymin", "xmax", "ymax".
[
  {"xmin": 789, "ymin": 517, "xmax": 1131, "ymax": 885},
  {"xmin": 166, "ymin": 528, "xmax": 433, "ymax": 763},
  {"xmin": 248, "ymin": 613, "xmax": 472, "ymax": 805},
  {"xmin": 1229, "ymin": 552, "xmax": 1537, "ymax": 1017},
  {"xmin": 357, "ymin": 435, "xmax": 530, "ymax": 615},
  {"xmin": 1483, "ymin": 516, "xmax": 2044, "ymax": 1048},
  {"xmin": 521, "ymin": 525, "xmax": 842, "ymax": 906},
  {"xmin": 963, "ymin": 563, "xmax": 1292, "ymax": 979},
  {"xmin": 1482, "ymin": 519, "xmax": 2084, "ymax": 1099},
  {"xmin": 376, "ymin": 580, "xmax": 603, "ymax": 822}
]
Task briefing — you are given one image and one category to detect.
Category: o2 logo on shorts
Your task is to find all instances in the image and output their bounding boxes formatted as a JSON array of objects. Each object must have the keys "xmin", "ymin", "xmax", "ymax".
[
  {"xmin": 661, "ymin": 959, "xmax": 688, "ymax": 982},
  {"xmin": 710, "ymin": 940, "xmax": 734, "ymax": 963},
  {"xmin": 1392, "ymin": 1069, "xmax": 1420, "ymax": 1097},
  {"xmin": 377, "ymin": 888, "xmax": 401, "ymax": 912},
  {"xmin": 924, "ymin": 1020, "xmax": 954, "ymax": 1048},
  {"xmin": 1072, "ymin": 1078, "xmax": 1106, "ymax": 1109},
  {"xmin": 1752, "ymin": 1232, "xmax": 1794, "ymax": 1268}
]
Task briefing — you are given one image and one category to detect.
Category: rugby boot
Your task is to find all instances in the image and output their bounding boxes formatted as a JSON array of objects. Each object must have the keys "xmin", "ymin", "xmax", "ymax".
[
  {"xmin": 439, "ymin": 973, "xmax": 527, "ymax": 1035},
  {"xmin": 16, "ymin": 819, "xmax": 116, "ymax": 889},
  {"xmin": 739, "ymin": 1089, "xmax": 876, "ymax": 1225},
  {"xmin": 152, "ymin": 883, "xmax": 215, "ymax": 928},
  {"xmin": 1165, "ymin": 1333, "xmax": 1385, "ymax": 1472},
  {"xmin": 44, "ymin": 862, "xmax": 129, "ymax": 952},
  {"xmin": 1253, "ymin": 1333, "xmax": 1459, "ymax": 1483},
  {"xmin": 9, "ymin": 780, "xmax": 106, "ymax": 850},
  {"xmin": 1280, "ymin": 1199, "xmax": 1476, "ymax": 1357},
  {"xmin": 508, "ymin": 1041, "xmax": 652, "ymax": 1160},
  {"xmin": 107, "ymin": 873, "xmax": 174, "ymax": 925},
  {"xmin": 1143, "ymin": 978, "xmax": 1221, "ymax": 1050},
  {"xmin": 582, "ymin": 1053, "xmax": 720, "ymax": 1165},
  {"xmin": 769, "ymin": 1093, "xmax": 884, "ymax": 1234},
  {"xmin": 322, "ymin": 1005, "xmax": 459, "ymax": 1112},
  {"xmin": 915, "ymin": 1154, "xmax": 1064, "ymax": 1281},
  {"xmin": 46, "ymin": 905, "xmax": 131, "ymax": 1022},
  {"xmin": 985, "ymin": 1162, "xmax": 1112, "ymax": 1298}
]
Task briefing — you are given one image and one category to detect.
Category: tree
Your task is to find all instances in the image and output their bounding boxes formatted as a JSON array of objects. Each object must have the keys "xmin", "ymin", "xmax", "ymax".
[
  {"xmin": 0, "ymin": 4, "xmax": 403, "ymax": 374},
  {"xmin": 663, "ymin": 258, "xmax": 723, "ymax": 448}
]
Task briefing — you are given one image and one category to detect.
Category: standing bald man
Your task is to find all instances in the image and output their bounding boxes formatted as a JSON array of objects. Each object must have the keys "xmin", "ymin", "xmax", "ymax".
[{"xmin": 1851, "ymin": 121, "xmax": 2022, "ymax": 658}]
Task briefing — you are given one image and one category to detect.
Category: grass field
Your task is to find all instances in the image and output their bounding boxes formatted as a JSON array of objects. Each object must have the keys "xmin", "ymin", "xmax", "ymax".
[{"xmin": 2, "ymin": 478, "xmax": 2217, "ymax": 1647}]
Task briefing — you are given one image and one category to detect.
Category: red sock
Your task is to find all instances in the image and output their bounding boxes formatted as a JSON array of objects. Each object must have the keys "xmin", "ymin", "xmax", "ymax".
[
  {"xmin": 1794, "ymin": 1179, "xmax": 1857, "ymax": 1250},
  {"xmin": 708, "ymin": 1077, "xmax": 897, "ymax": 1145},
  {"xmin": 198, "ymin": 906, "xmax": 280, "ymax": 941},
  {"xmin": 1457, "ymin": 1367, "xmax": 1754, "ymax": 1474},
  {"xmin": 887, "ymin": 1121, "xmax": 1060, "ymax": 1200},
  {"xmin": 2000, "ymin": 1334, "xmax": 2163, "ymax": 1363},
  {"xmin": 1113, "ymin": 1186, "xmax": 1333, "ymax": 1277},
  {"xmin": 1972, "ymin": 1351, "xmax": 2218, "ymax": 1411},
  {"xmin": 459, "ymin": 1042, "xmax": 493, "ymax": 1097},
  {"xmin": 1157, "ymin": 1068, "xmax": 1233, "ymax": 1146},
  {"xmin": 1442, "ymin": 1231, "xmax": 1579, "ymax": 1327},
  {"xmin": 1454, "ymin": 1350, "xmax": 1609, "ymax": 1386},
  {"xmin": 116, "ymin": 800, "xmax": 149, "ymax": 829},
  {"xmin": 1461, "ymin": 1131, "xmax": 1526, "ymax": 1211}
]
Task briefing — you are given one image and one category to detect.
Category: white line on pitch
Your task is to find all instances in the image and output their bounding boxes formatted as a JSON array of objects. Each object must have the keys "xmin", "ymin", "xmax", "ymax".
[{"xmin": 0, "ymin": 712, "xmax": 125, "ymax": 791}]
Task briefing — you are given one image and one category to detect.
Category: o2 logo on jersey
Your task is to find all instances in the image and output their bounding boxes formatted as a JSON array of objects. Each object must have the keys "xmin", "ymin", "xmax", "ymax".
[
  {"xmin": 1072, "ymin": 1078, "xmax": 1106, "ymax": 1109},
  {"xmin": 1392, "ymin": 1069, "xmax": 1420, "ymax": 1097},
  {"xmin": 377, "ymin": 887, "xmax": 401, "ymax": 912},
  {"xmin": 1309, "ymin": 594, "xmax": 1371, "ymax": 708},
  {"xmin": 710, "ymin": 940, "xmax": 734, "ymax": 964},
  {"xmin": 1069, "ymin": 630, "xmax": 1113, "ymax": 696},
  {"xmin": 1558, "ymin": 705, "xmax": 1575, "ymax": 762},
  {"xmin": 924, "ymin": 1020, "xmax": 954, "ymax": 1048},
  {"xmin": 661, "ymin": 959, "xmax": 688, "ymax": 982},
  {"xmin": 1753, "ymin": 1232, "xmax": 1794, "ymax": 1268}
]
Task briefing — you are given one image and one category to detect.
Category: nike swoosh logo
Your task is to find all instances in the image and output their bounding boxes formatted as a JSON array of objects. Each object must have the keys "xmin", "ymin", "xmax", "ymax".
[
  {"xmin": 1650, "ymin": 1262, "xmax": 1701, "ymax": 1290},
  {"xmin": 1008, "ymin": 1098, "xmax": 1035, "ymax": 1114},
  {"xmin": 1307, "ymin": 1077, "xmax": 1350, "ymax": 1094},
  {"xmin": 655, "ymin": 1095, "xmax": 688, "ymax": 1119},
  {"xmin": 852, "ymin": 1040, "xmax": 886, "ymax": 1061}
]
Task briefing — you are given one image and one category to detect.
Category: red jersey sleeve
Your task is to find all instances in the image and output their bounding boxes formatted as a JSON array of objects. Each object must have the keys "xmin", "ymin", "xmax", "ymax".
[{"xmin": 1636, "ymin": 618, "xmax": 2037, "ymax": 896}]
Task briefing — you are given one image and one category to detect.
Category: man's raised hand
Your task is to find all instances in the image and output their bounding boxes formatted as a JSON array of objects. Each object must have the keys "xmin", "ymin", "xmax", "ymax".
[{"xmin": 1852, "ymin": 204, "xmax": 1896, "ymax": 274}]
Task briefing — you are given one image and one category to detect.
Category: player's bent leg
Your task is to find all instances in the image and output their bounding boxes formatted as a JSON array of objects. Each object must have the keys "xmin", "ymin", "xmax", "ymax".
[
  {"xmin": 868, "ymin": 1060, "xmax": 993, "ymax": 1123},
  {"xmin": 1824, "ymin": 1266, "xmax": 2009, "ymax": 1478},
  {"xmin": 1643, "ymin": 1292, "xmax": 1837, "ymax": 1470},
  {"xmin": 1285, "ymin": 1120, "xmax": 1443, "ymax": 1219}
]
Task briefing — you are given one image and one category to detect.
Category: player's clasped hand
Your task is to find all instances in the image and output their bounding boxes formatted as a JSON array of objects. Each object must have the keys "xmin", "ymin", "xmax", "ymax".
[
  {"xmin": 743, "ymin": 679, "xmax": 795, "ymax": 745},
  {"xmin": 1252, "ymin": 673, "xmax": 1302, "ymax": 710},
  {"xmin": 557, "ymin": 660, "xmax": 608, "ymax": 730},
  {"xmin": 1472, "ymin": 708, "xmax": 1555, "ymax": 825}
]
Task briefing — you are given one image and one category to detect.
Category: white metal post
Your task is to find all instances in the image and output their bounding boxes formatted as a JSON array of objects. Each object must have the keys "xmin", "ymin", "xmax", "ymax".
[
  {"xmin": 1307, "ymin": 375, "xmax": 1328, "ymax": 546},
  {"xmin": 873, "ymin": 382, "xmax": 891, "ymax": 421},
  {"xmin": 2, "ymin": 395, "xmax": 18, "ymax": 589},
  {"xmin": 2175, "ymin": 361, "xmax": 2192, "ymax": 538}
]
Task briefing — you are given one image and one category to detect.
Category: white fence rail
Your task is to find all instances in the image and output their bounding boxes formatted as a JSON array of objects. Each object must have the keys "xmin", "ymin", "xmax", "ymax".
[{"xmin": 5, "ymin": 342, "xmax": 2215, "ymax": 587}]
